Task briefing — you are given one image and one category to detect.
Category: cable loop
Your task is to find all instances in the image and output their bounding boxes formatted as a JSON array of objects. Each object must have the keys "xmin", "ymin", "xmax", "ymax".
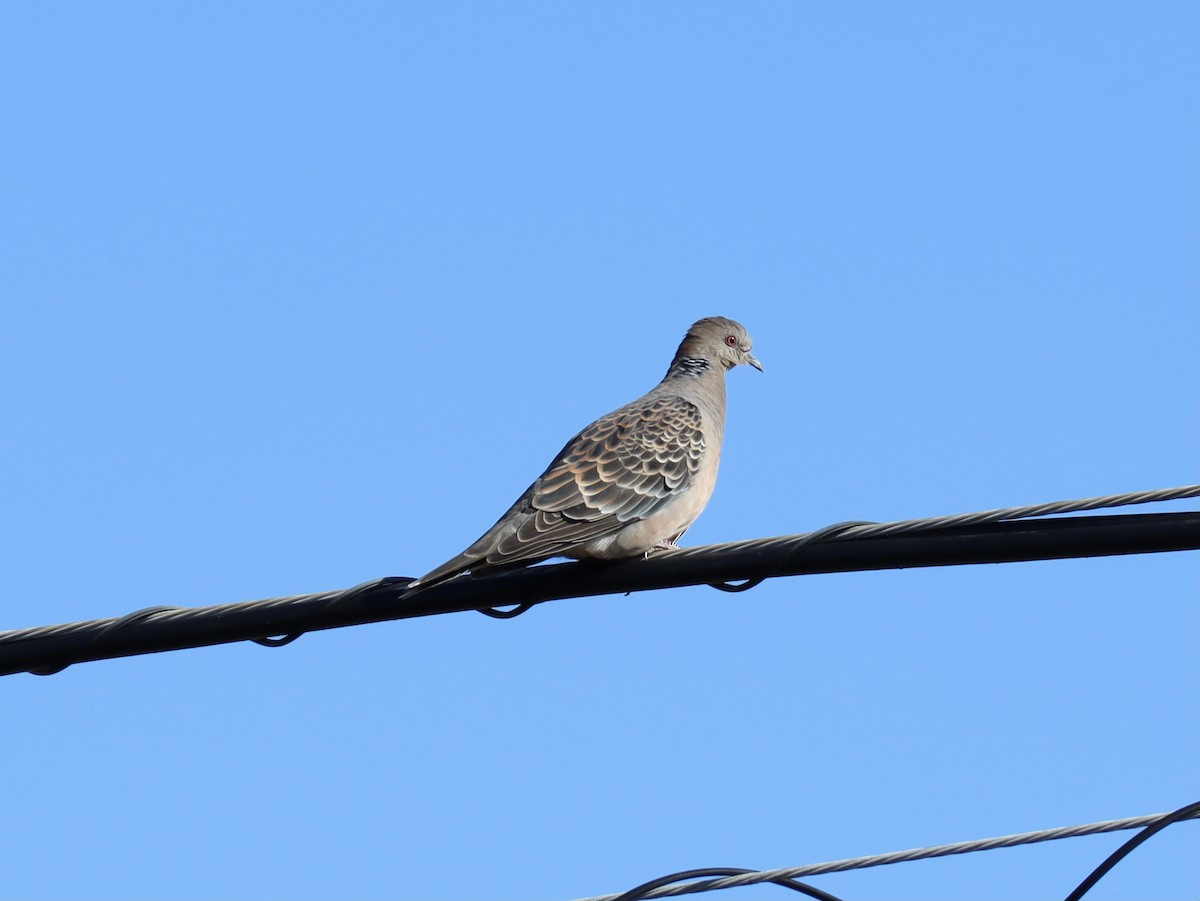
[
  {"xmin": 252, "ymin": 633, "xmax": 304, "ymax": 647},
  {"xmin": 255, "ymin": 576, "xmax": 411, "ymax": 647},
  {"xmin": 477, "ymin": 603, "xmax": 537, "ymax": 619},
  {"xmin": 708, "ymin": 521, "xmax": 875, "ymax": 594},
  {"xmin": 708, "ymin": 578, "xmax": 764, "ymax": 593}
]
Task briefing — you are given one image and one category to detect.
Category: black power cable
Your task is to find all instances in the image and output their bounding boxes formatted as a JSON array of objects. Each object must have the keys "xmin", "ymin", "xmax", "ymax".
[
  {"xmin": 1064, "ymin": 800, "xmax": 1200, "ymax": 901},
  {"xmin": 2, "ymin": 509, "xmax": 1198, "ymax": 677}
]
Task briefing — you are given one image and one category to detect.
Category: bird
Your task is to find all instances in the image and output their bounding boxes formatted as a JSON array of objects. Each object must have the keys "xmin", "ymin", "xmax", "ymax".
[{"xmin": 407, "ymin": 316, "xmax": 762, "ymax": 590}]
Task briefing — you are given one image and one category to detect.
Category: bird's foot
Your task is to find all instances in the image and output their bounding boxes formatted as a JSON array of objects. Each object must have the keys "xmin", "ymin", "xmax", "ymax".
[{"xmin": 644, "ymin": 539, "xmax": 681, "ymax": 558}]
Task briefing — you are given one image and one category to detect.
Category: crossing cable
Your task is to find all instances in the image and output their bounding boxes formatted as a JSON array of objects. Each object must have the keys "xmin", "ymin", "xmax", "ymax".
[
  {"xmin": 577, "ymin": 802, "xmax": 1200, "ymax": 901},
  {"xmin": 1, "ymin": 484, "xmax": 1197, "ymax": 677},
  {"xmin": 609, "ymin": 868, "xmax": 843, "ymax": 901}
]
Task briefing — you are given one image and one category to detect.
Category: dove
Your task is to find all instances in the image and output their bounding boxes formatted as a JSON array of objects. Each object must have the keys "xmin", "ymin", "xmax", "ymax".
[{"xmin": 408, "ymin": 316, "xmax": 762, "ymax": 590}]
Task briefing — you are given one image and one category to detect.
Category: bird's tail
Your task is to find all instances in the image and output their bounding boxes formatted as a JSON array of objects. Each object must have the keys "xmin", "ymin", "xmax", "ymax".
[{"xmin": 405, "ymin": 553, "xmax": 480, "ymax": 591}]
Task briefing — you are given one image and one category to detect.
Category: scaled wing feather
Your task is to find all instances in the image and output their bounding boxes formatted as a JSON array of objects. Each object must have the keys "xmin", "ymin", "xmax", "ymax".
[{"xmin": 471, "ymin": 395, "xmax": 705, "ymax": 567}]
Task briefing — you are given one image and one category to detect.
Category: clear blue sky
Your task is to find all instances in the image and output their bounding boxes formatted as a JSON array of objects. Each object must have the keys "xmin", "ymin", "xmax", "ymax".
[{"xmin": 2, "ymin": 3, "xmax": 1196, "ymax": 899}]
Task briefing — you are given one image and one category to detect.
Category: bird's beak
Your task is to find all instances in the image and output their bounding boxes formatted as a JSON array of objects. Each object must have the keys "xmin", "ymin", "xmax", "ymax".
[{"xmin": 745, "ymin": 352, "xmax": 764, "ymax": 372}]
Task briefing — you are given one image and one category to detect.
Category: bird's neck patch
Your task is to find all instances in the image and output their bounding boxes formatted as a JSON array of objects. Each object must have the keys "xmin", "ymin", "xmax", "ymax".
[{"xmin": 671, "ymin": 357, "xmax": 713, "ymax": 377}]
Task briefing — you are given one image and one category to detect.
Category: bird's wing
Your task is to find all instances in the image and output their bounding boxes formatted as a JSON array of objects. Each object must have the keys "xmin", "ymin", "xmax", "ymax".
[
  {"xmin": 486, "ymin": 394, "xmax": 706, "ymax": 562},
  {"xmin": 413, "ymin": 395, "xmax": 705, "ymax": 587}
]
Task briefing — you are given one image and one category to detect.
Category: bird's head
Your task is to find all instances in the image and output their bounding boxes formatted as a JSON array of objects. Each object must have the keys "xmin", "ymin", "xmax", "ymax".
[{"xmin": 680, "ymin": 316, "xmax": 764, "ymax": 372}]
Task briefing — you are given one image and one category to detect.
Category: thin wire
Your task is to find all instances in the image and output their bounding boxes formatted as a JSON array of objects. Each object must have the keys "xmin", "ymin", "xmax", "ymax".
[
  {"xmin": 828, "ymin": 484, "xmax": 1200, "ymax": 540},
  {"xmin": 572, "ymin": 806, "xmax": 1200, "ymax": 901},
  {"xmin": 693, "ymin": 484, "xmax": 1200, "ymax": 589}
]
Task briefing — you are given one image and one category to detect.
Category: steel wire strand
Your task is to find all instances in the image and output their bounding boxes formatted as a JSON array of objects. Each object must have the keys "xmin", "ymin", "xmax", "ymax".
[
  {"xmin": 697, "ymin": 483, "xmax": 1200, "ymax": 562},
  {"xmin": 699, "ymin": 484, "xmax": 1200, "ymax": 591},
  {"xmin": 847, "ymin": 484, "xmax": 1200, "ymax": 539},
  {"xmin": 573, "ymin": 806, "xmax": 1200, "ymax": 901}
]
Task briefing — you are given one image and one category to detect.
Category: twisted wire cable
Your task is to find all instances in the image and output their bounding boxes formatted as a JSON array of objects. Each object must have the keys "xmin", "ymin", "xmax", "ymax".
[
  {"xmin": 575, "ymin": 804, "xmax": 1200, "ymax": 901},
  {"xmin": 13, "ymin": 576, "xmax": 415, "ymax": 675},
  {"xmin": 688, "ymin": 484, "xmax": 1200, "ymax": 593},
  {"xmin": 2, "ymin": 484, "xmax": 1197, "ymax": 676}
]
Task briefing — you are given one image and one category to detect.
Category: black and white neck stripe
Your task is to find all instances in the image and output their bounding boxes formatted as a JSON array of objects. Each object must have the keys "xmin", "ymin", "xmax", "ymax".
[{"xmin": 670, "ymin": 357, "xmax": 713, "ymax": 377}]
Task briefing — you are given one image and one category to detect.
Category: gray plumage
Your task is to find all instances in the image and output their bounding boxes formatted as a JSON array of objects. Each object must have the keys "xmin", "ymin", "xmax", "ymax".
[{"xmin": 408, "ymin": 316, "xmax": 762, "ymax": 590}]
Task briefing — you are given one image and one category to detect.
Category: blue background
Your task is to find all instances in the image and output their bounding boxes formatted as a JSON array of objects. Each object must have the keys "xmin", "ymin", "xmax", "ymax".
[{"xmin": 2, "ymin": 3, "xmax": 1197, "ymax": 899}]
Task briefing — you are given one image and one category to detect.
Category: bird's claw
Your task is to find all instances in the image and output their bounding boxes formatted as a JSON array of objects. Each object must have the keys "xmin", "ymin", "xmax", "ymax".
[{"xmin": 644, "ymin": 539, "xmax": 681, "ymax": 558}]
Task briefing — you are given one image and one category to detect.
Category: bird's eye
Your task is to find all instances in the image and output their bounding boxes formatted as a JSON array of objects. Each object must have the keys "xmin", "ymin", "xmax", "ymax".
[{"xmin": 725, "ymin": 335, "xmax": 737, "ymax": 347}]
